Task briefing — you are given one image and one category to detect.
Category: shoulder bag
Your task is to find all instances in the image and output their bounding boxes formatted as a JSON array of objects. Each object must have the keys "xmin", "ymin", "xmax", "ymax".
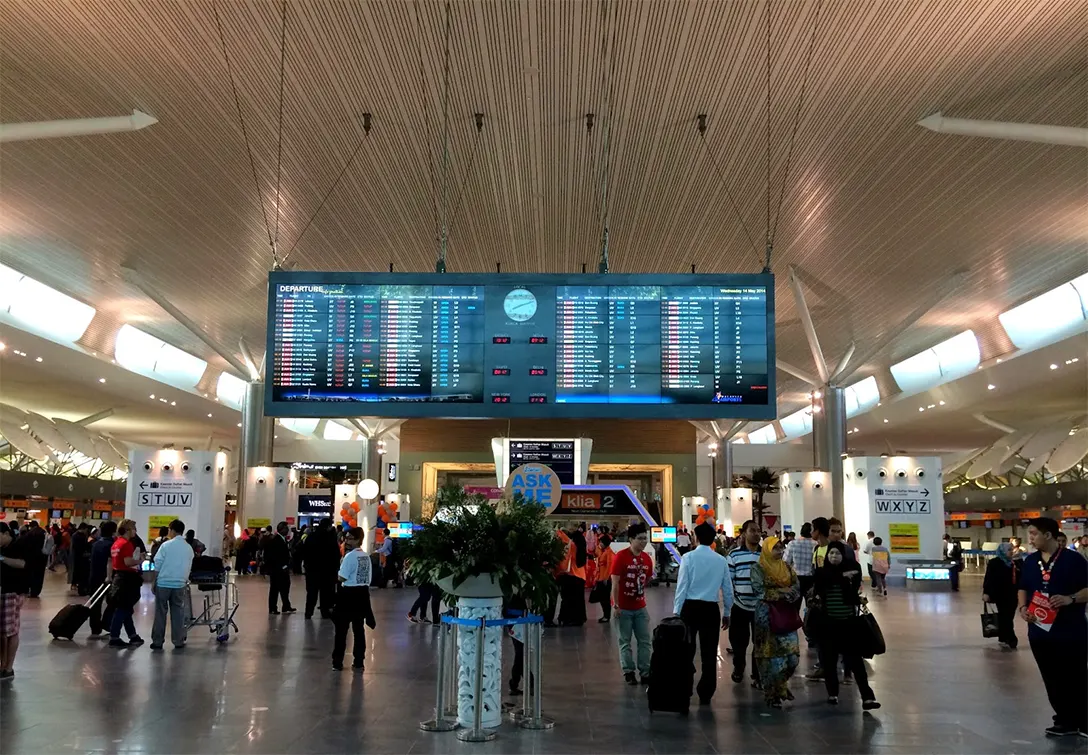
[{"xmin": 768, "ymin": 598, "xmax": 803, "ymax": 634}]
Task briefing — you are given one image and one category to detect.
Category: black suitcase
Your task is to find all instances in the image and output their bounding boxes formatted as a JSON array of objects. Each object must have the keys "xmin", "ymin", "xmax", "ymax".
[
  {"xmin": 646, "ymin": 615, "xmax": 695, "ymax": 714},
  {"xmin": 48, "ymin": 583, "xmax": 108, "ymax": 640}
]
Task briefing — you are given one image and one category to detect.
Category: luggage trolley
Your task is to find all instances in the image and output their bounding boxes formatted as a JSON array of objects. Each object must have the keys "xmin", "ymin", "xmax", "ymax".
[{"xmin": 186, "ymin": 556, "xmax": 239, "ymax": 643}]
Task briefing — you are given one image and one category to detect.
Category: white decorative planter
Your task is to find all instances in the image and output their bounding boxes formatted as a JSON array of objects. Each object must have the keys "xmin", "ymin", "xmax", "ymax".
[{"xmin": 437, "ymin": 574, "xmax": 504, "ymax": 730}]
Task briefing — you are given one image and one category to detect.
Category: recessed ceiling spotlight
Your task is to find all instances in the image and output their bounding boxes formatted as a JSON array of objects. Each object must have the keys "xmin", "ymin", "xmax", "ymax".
[
  {"xmin": 170, "ymin": 401, "xmax": 176, "ymax": 406},
  {"xmin": 0, "ymin": 342, "xmax": 5, "ymax": 351},
  {"xmin": 1070, "ymin": 430, "xmax": 1077, "ymax": 436},
  {"xmin": 813, "ymin": 391, "xmax": 823, "ymax": 399},
  {"xmin": 1050, "ymin": 364, "xmax": 1059, "ymax": 370},
  {"xmin": 207, "ymin": 413, "xmax": 213, "ymax": 418},
  {"xmin": 853, "ymin": 428, "xmax": 859, "ymax": 433},
  {"xmin": 927, "ymin": 404, "xmax": 935, "ymax": 409},
  {"xmin": 237, "ymin": 423, "xmax": 242, "ymax": 428},
  {"xmin": 919, "ymin": 407, "xmax": 925, "ymax": 412},
  {"xmin": 995, "ymin": 358, "xmax": 1002, "ymax": 363},
  {"xmin": 98, "ymin": 378, "xmax": 106, "ymax": 383},
  {"xmin": 987, "ymin": 384, "xmax": 996, "ymax": 390},
  {"xmin": 35, "ymin": 356, "xmax": 43, "ymax": 362},
  {"xmin": 149, "ymin": 394, "xmax": 156, "ymax": 399},
  {"xmin": 938, "ymin": 400, "xmax": 946, "ymax": 406},
  {"xmin": 883, "ymin": 418, "xmax": 889, "ymax": 423}
]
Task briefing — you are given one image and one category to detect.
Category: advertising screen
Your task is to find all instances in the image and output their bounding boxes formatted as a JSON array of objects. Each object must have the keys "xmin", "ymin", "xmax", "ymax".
[
  {"xmin": 651, "ymin": 526, "xmax": 678, "ymax": 543},
  {"xmin": 266, "ymin": 272, "xmax": 775, "ymax": 419}
]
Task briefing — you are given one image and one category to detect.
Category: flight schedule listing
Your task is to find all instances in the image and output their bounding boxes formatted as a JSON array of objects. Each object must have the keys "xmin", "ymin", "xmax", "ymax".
[{"xmin": 267, "ymin": 274, "xmax": 773, "ymax": 418}]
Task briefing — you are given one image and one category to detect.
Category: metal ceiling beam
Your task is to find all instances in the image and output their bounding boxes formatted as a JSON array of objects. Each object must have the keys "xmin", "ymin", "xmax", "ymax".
[
  {"xmin": 787, "ymin": 266, "xmax": 830, "ymax": 384},
  {"xmin": 917, "ymin": 112, "xmax": 1088, "ymax": 148},
  {"xmin": 0, "ymin": 110, "xmax": 158, "ymax": 143},
  {"xmin": 724, "ymin": 420, "xmax": 749, "ymax": 441},
  {"xmin": 121, "ymin": 266, "xmax": 249, "ymax": 377},
  {"xmin": 75, "ymin": 409, "xmax": 115, "ymax": 427},
  {"xmin": 833, "ymin": 272, "xmax": 964, "ymax": 384},
  {"xmin": 832, "ymin": 342, "xmax": 855, "ymax": 380},
  {"xmin": 777, "ymin": 360, "xmax": 821, "ymax": 387},
  {"xmin": 973, "ymin": 413, "xmax": 1017, "ymax": 435},
  {"xmin": 238, "ymin": 338, "xmax": 262, "ymax": 381}
]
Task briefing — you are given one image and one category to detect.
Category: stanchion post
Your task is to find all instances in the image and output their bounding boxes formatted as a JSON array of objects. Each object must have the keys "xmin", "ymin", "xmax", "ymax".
[
  {"xmin": 457, "ymin": 617, "xmax": 497, "ymax": 742},
  {"xmin": 519, "ymin": 620, "xmax": 555, "ymax": 730},
  {"xmin": 521, "ymin": 618, "xmax": 533, "ymax": 720},
  {"xmin": 443, "ymin": 622, "xmax": 458, "ymax": 718},
  {"xmin": 419, "ymin": 619, "xmax": 458, "ymax": 732}
]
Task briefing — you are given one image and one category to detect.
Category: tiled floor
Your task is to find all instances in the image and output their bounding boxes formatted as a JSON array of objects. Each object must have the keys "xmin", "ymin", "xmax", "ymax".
[{"xmin": 2, "ymin": 571, "xmax": 1085, "ymax": 754}]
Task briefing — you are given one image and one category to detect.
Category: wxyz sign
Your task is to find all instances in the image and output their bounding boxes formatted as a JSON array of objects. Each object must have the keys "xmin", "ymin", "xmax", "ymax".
[{"xmin": 875, "ymin": 500, "xmax": 930, "ymax": 514}]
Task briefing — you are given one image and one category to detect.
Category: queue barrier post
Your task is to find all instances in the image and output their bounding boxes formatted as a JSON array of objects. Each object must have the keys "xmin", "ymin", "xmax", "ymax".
[
  {"xmin": 457, "ymin": 616, "xmax": 497, "ymax": 742},
  {"xmin": 442, "ymin": 619, "xmax": 458, "ymax": 720},
  {"xmin": 519, "ymin": 620, "xmax": 555, "ymax": 730},
  {"xmin": 418, "ymin": 619, "xmax": 458, "ymax": 732}
]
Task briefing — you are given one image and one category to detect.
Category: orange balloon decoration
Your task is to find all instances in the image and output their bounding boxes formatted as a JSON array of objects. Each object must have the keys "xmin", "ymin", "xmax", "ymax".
[
  {"xmin": 350, "ymin": 501, "xmax": 361, "ymax": 513},
  {"xmin": 695, "ymin": 505, "xmax": 716, "ymax": 527}
]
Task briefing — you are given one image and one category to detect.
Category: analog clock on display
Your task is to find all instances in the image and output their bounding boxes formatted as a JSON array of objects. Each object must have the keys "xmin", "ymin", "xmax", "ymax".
[{"xmin": 504, "ymin": 288, "xmax": 537, "ymax": 322}]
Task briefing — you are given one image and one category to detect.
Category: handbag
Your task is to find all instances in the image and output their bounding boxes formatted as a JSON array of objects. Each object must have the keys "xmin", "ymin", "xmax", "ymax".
[
  {"xmin": 980, "ymin": 603, "xmax": 1000, "ymax": 638},
  {"xmin": 854, "ymin": 605, "xmax": 886, "ymax": 658},
  {"xmin": 768, "ymin": 599, "xmax": 803, "ymax": 634},
  {"xmin": 588, "ymin": 580, "xmax": 610, "ymax": 605}
]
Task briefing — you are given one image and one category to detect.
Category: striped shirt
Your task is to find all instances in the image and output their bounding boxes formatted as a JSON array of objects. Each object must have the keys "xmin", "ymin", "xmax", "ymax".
[
  {"xmin": 724, "ymin": 545, "xmax": 762, "ymax": 613},
  {"xmin": 824, "ymin": 584, "xmax": 855, "ymax": 620},
  {"xmin": 784, "ymin": 537, "xmax": 817, "ymax": 576}
]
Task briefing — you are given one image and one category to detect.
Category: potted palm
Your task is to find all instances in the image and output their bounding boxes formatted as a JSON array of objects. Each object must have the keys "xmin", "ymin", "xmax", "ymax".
[
  {"xmin": 407, "ymin": 485, "xmax": 564, "ymax": 729},
  {"xmin": 735, "ymin": 466, "xmax": 780, "ymax": 531}
]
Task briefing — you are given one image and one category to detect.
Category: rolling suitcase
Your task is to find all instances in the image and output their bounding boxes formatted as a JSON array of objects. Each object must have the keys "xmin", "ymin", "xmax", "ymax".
[
  {"xmin": 646, "ymin": 615, "xmax": 695, "ymax": 714},
  {"xmin": 48, "ymin": 582, "xmax": 109, "ymax": 640}
]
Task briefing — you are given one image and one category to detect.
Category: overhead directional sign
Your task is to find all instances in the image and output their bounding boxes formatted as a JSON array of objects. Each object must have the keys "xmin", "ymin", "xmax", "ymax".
[
  {"xmin": 135, "ymin": 476, "xmax": 196, "ymax": 507},
  {"xmin": 873, "ymin": 485, "xmax": 933, "ymax": 515},
  {"xmin": 504, "ymin": 463, "xmax": 562, "ymax": 513}
]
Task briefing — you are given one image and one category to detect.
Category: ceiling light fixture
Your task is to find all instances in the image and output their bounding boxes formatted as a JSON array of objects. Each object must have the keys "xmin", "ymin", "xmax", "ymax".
[
  {"xmin": 149, "ymin": 394, "xmax": 155, "ymax": 400},
  {"xmin": 883, "ymin": 418, "xmax": 889, "ymax": 423},
  {"xmin": 207, "ymin": 413, "xmax": 213, "ymax": 418},
  {"xmin": 35, "ymin": 356, "xmax": 42, "ymax": 362},
  {"xmin": 1050, "ymin": 364, "xmax": 1059, "ymax": 370},
  {"xmin": 919, "ymin": 407, "xmax": 925, "ymax": 412},
  {"xmin": 927, "ymin": 404, "xmax": 936, "ymax": 409},
  {"xmin": 987, "ymin": 384, "xmax": 996, "ymax": 390},
  {"xmin": 237, "ymin": 423, "xmax": 242, "ymax": 428},
  {"xmin": 170, "ymin": 401, "xmax": 176, "ymax": 406},
  {"xmin": 938, "ymin": 400, "xmax": 946, "ymax": 406},
  {"xmin": 813, "ymin": 391, "xmax": 823, "ymax": 399},
  {"xmin": 98, "ymin": 378, "xmax": 106, "ymax": 383},
  {"xmin": 0, "ymin": 342, "xmax": 5, "ymax": 351}
]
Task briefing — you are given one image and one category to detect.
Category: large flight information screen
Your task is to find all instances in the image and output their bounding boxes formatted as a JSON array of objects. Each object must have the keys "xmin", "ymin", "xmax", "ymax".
[{"xmin": 266, "ymin": 272, "xmax": 775, "ymax": 420}]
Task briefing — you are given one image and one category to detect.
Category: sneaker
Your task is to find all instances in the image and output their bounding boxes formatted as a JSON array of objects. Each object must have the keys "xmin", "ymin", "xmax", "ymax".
[
  {"xmin": 0, "ymin": 670, "xmax": 14, "ymax": 681},
  {"xmin": 282, "ymin": 607, "xmax": 297, "ymax": 614},
  {"xmin": 827, "ymin": 696, "xmax": 838, "ymax": 705},
  {"xmin": 407, "ymin": 613, "xmax": 420, "ymax": 624},
  {"xmin": 108, "ymin": 638, "xmax": 129, "ymax": 648},
  {"xmin": 128, "ymin": 636, "xmax": 145, "ymax": 646},
  {"xmin": 269, "ymin": 610, "xmax": 280, "ymax": 615},
  {"xmin": 149, "ymin": 644, "xmax": 164, "ymax": 651},
  {"xmin": 88, "ymin": 632, "xmax": 107, "ymax": 640},
  {"xmin": 1045, "ymin": 724, "xmax": 1079, "ymax": 737},
  {"xmin": 624, "ymin": 672, "xmax": 638, "ymax": 685},
  {"xmin": 598, "ymin": 617, "xmax": 610, "ymax": 624},
  {"xmin": 862, "ymin": 699, "xmax": 881, "ymax": 711}
]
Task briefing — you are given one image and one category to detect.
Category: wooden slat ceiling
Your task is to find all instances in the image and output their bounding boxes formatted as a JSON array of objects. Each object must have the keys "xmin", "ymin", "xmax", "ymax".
[{"xmin": 1, "ymin": 0, "xmax": 1086, "ymax": 419}]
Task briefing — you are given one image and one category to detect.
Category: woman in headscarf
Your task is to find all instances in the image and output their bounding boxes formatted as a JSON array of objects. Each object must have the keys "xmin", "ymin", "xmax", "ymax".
[
  {"xmin": 812, "ymin": 541, "xmax": 880, "ymax": 709},
  {"xmin": 982, "ymin": 542, "xmax": 1020, "ymax": 649},
  {"xmin": 750, "ymin": 536, "xmax": 802, "ymax": 708},
  {"xmin": 557, "ymin": 526, "xmax": 588, "ymax": 627}
]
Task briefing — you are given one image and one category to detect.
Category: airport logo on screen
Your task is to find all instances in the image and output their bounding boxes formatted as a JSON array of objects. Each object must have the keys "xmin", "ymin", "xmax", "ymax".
[
  {"xmin": 264, "ymin": 272, "xmax": 775, "ymax": 420},
  {"xmin": 505, "ymin": 463, "xmax": 562, "ymax": 513}
]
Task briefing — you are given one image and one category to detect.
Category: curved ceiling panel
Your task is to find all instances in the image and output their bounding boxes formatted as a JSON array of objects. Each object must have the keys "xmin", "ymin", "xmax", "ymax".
[
  {"xmin": 0, "ymin": 420, "xmax": 53, "ymax": 460},
  {"xmin": 966, "ymin": 444, "xmax": 1006, "ymax": 479},
  {"xmin": 0, "ymin": 403, "xmax": 29, "ymax": 423},
  {"xmin": 1019, "ymin": 422, "xmax": 1075, "ymax": 461},
  {"xmin": 23, "ymin": 411, "xmax": 71, "ymax": 453},
  {"xmin": 1045, "ymin": 429, "xmax": 1088, "ymax": 475},
  {"xmin": 92, "ymin": 435, "xmax": 128, "ymax": 468},
  {"xmin": 51, "ymin": 417, "xmax": 102, "ymax": 458},
  {"xmin": 1022, "ymin": 453, "xmax": 1050, "ymax": 478},
  {"xmin": 107, "ymin": 437, "xmax": 131, "ymax": 461}
]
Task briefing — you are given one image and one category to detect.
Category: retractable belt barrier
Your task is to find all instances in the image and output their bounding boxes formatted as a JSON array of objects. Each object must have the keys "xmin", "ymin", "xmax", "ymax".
[{"xmin": 419, "ymin": 612, "xmax": 554, "ymax": 741}]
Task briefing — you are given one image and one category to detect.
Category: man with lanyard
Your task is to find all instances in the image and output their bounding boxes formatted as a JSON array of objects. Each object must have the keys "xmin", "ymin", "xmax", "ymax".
[
  {"xmin": 724, "ymin": 520, "xmax": 762, "ymax": 687},
  {"xmin": 1017, "ymin": 517, "xmax": 1087, "ymax": 738},
  {"xmin": 611, "ymin": 523, "xmax": 654, "ymax": 685},
  {"xmin": 674, "ymin": 522, "xmax": 730, "ymax": 704},
  {"xmin": 332, "ymin": 527, "xmax": 376, "ymax": 671}
]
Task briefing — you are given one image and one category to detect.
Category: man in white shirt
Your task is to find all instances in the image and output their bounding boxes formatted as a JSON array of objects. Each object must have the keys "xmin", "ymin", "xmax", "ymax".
[
  {"xmin": 676, "ymin": 527, "xmax": 692, "ymax": 553},
  {"xmin": 150, "ymin": 519, "xmax": 194, "ymax": 651},
  {"xmin": 861, "ymin": 530, "xmax": 875, "ymax": 584},
  {"xmin": 674, "ymin": 522, "xmax": 730, "ymax": 704},
  {"xmin": 332, "ymin": 527, "xmax": 376, "ymax": 671}
]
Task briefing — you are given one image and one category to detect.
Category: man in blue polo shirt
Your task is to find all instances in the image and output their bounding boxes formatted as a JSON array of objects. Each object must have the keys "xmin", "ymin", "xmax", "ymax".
[{"xmin": 1017, "ymin": 517, "xmax": 1088, "ymax": 738}]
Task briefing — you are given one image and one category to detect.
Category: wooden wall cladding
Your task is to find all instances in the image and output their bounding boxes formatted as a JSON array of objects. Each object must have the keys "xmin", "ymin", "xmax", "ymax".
[{"xmin": 400, "ymin": 419, "xmax": 696, "ymax": 455}]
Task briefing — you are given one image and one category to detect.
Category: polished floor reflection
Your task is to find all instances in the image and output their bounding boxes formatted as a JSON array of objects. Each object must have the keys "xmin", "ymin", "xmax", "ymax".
[{"xmin": 2, "ymin": 572, "xmax": 1085, "ymax": 754}]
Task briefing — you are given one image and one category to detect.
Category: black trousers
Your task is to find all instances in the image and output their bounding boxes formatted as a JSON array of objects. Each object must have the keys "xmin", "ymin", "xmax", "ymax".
[
  {"xmin": 819, "ymin": 622, "xmax": 874, "ymax": 699},
  {"xmin": 598, "ymin": 578, "xmax": 613, "ymax": 621},
  {"xmin": 681, "ymin": 599, "xmax": 721, "ymax": 701},
  {"xmin": 304, "ymin": 573, "xmax": 334, "ymax": 618},
  {"xmin": 332, "ymin": 586, "xmax": 372, "ymax": 667},
  {"xmin": 996, "ymin": 599, "xmax": 1018, "ymax": 648},
  {"xmin": 557, "ymin": 575, "xmax": 586, "ymax": 626},
  {"xmin": 29, "ymin": 561, "xmax": 47, "ymax": 597},
  {"xmin": 268, "ymin": 569, "xmax": 293, "ymax": 612},
  {"xmin": 409, "ymin": 584, "xmax": 441, "ymax": 622},
  {"xmin": 1030, "ymin": 634, "xmax": 1088, "ymax": 730},
  {"xmin": 728, "ymin": 605, "xmax": 760, "ymax": 681},
  {"xmin": 948, "ymin": 562, "xmax": 960, "ymax": 591}
]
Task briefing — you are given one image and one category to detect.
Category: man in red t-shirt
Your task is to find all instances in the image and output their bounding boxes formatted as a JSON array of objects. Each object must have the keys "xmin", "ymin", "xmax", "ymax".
[
  {"xmin": 611, "ymin": 523, "xmax": 653, "ymax": 684},
  {"xmin": 107, "ymin": 520, "xmax": 145, "ymax": 648}
]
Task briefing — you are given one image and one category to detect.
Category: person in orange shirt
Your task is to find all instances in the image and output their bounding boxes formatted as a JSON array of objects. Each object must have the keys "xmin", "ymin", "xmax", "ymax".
[
  {"xmin": 557, "ymin": 526, "xmax": 588, "ymax": 627},
  {"xmin": 595, "ymin": 535, "xmax": 615, "ymax": 623}
]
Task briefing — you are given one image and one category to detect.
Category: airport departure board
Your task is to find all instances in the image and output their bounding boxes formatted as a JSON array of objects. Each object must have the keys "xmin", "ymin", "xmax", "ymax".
[{"xmin": 266, "ymin": 272, "xmax": 775, "ymax": 420}]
